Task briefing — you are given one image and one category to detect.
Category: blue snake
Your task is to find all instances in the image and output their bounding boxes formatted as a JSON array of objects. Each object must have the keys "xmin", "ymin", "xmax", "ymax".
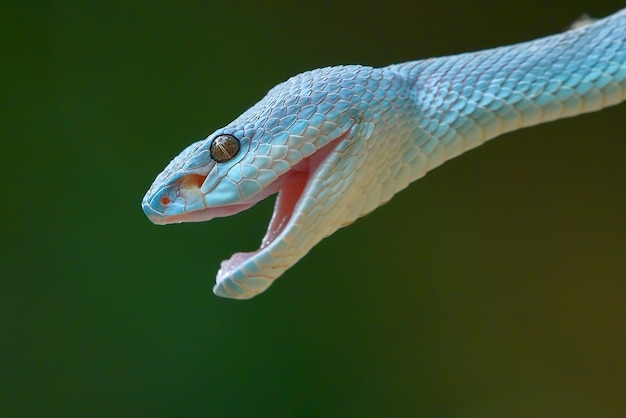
[{"xmin": 142, "ymin": 9, "xmax": 626, "ymax": 299}]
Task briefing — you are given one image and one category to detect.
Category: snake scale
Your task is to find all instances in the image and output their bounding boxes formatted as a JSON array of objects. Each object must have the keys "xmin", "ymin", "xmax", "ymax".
[{"xmin": 143, "ymin": 8, "xmax": 626, "ymax": 299}]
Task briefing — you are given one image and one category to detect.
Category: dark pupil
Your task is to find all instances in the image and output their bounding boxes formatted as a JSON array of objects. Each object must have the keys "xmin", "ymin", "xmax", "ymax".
[{"xmin": 210, "ymin": 134, "xmax": 240, "ymax": 163}]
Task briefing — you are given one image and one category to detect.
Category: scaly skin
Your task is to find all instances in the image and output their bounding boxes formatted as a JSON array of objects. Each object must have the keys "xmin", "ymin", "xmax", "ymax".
[{"xmin": 142, "ymin": 9, "xmax": 626, "ymax": 299}]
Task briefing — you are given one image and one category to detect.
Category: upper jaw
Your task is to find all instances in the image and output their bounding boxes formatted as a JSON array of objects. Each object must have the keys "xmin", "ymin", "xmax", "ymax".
[
  {"xmin": 142, "ymin": 169, "xmax": 291, "ymax": 225},
  {"xmin": 143, "ymin": 196, "xmax": 260, "ymax": 225}
]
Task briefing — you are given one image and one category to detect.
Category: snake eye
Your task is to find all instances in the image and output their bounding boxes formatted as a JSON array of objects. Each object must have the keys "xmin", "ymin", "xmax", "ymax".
[{"xmin": 210, "ymin": 134, "xmax": 240, "ymax": 163}]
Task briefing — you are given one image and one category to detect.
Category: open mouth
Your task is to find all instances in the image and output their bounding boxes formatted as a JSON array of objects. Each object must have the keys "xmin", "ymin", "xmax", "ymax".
[
  {"xmin": 215, "ymin": 135, "xmax": 343, "ymax": 281},
  {"xmin": 161, "ymin": 133, "xmax": 346, "ymax": 284}
]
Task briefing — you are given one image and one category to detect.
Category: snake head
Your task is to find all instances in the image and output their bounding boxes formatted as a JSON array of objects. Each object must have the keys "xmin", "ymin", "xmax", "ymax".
[{"xmin": 142, "ymin": 65, "xmax": 407, "ymax": 298}]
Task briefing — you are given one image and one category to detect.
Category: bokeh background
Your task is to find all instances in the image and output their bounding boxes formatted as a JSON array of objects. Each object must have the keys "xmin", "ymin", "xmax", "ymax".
[{"xmin": 3, "ymin": 1, "xmax": 626, "ymax": 417}]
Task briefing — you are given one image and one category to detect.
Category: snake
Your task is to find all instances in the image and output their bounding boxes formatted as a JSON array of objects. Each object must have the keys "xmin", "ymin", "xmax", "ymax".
[{"xmin": 142, "ymin": 9, "xmax": 626, "ymax": 299}]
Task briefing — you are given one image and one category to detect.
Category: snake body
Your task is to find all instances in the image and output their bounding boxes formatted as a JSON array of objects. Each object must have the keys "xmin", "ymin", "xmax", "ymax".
[{"xmin": 143, "ymin": 9, "xmax": 626, "ymax": 299}]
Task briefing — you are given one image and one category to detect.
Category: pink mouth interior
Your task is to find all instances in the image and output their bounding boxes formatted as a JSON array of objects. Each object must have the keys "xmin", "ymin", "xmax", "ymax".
[
  {"xmin": 217, "ymin": 135, "xmax": 344, "ymax": 280},
  {"xmin": 216, "ymin": 171, "xmax": 307, "ymax": 278}
]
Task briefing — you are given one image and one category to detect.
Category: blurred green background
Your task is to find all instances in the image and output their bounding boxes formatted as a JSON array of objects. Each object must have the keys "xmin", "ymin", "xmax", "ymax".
[{"xmin": 3, "ymin": 1, "xmax": 626, "ymax": 417}]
